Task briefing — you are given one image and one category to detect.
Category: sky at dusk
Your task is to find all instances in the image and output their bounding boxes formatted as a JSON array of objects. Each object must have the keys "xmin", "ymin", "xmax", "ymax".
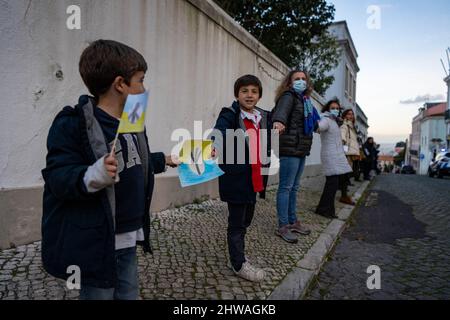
[{"xmin": 329, "ymin": 0, "xmax": 450, "ymax": 143}]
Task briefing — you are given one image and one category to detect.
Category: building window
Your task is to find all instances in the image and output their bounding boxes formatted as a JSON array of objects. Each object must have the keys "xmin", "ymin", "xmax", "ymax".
[
  {"xmin": 344, "ymin": 65, "xmax": 355, "ymax": 103},
  {"xmin": 349, "ymin": 73, "xmax": 353, "ymax": 102},
  {"xmin": 345, "ymin": 65, "xmax": 350, "ymax": 99}
]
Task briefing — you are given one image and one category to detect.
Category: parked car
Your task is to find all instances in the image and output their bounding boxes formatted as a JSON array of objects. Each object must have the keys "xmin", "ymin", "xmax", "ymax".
[
  {"xmin": 401, "ymin": 165, "xmax": 416, "ymax": 174},
  {"xmin": 428, "ymin": 152, "xmax": 450, "ymax": 179}
]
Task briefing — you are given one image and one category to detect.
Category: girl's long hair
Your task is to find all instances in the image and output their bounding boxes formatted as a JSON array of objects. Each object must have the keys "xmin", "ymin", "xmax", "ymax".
[
  {"xmin": 322, "ymin": 98, "xmax": 341, "ymax": 113},
  {"xmin": 342, "ymin": 109, "xmax": 356, "ymax": 124},
  {"xmin": 274, "ymin": 69, "xmax": 313, "ymax": 103}
]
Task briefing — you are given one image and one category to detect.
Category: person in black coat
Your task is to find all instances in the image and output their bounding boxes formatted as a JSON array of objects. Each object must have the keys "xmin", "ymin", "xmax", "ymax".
[
  {"xmin": 212, "ymin": 75, "xmax": 271, "ymax": 282},
  {"xmin": 41, "ymin": 40, "xmax": 178, "ymax": 300},
  {"xmin": 362, "ymin": 137, "xmax": 377, "ymax": 180}
]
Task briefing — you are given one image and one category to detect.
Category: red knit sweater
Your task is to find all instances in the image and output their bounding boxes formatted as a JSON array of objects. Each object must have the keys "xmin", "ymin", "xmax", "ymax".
[{"xmin": 243, "ymin": 118, "xmax": 264, "ymax": 193}]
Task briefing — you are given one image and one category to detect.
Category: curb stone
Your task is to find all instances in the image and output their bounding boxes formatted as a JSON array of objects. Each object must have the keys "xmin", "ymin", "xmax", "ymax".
[{"xmin": 268, "ymin": 180, "xmax": 371, "ymax": 300}]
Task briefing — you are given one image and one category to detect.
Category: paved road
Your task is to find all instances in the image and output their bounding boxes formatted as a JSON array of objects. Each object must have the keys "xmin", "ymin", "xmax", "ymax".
[{"xmin": 307, "ymin": 174, "xmax": 450, "ymax": 300}]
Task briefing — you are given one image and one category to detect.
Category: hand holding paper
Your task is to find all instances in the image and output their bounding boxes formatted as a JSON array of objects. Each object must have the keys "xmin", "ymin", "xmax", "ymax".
[
  {"xmin": 177, "ymin": 140, "xmax": 224, "ymax": 188},
  {"xmin": 166, "ymin": 155, "xmax": 181, "ymax": 168}
]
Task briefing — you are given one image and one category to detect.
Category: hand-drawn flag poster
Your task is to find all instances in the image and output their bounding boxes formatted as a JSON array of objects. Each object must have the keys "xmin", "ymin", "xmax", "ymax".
[
  {"xmin": 117, "ymin": 91, "xmax": 149, "ymax": 133},
  {"xmin": 178, "ymin": 140, "xmax": 224, "ymax": 188}
]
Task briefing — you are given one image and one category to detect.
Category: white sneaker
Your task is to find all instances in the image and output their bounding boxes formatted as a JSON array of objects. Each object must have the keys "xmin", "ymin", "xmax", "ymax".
[
  {"xmin": 227, "ymin": 256, "xmax": 250, "ymax": 270},
  {"xmin": 233, "ymin": 261, "xmax": 265, "ymax": 282}
]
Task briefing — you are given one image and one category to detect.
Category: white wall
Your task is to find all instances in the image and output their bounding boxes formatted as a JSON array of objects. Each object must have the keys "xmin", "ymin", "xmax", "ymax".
[
  {"xmin": 324, "ymin": 55, "xmax": 345, "ymax": 104},
  {"xmin": 447, "ymin": 77, "xmax": 450, "ymax": 110},
  {"xmin": 0, "ymin": 0, "xmax": 328, "ymax": 248},
  {"xmin": 410, "ymin": 116, "xmax": 422, "ymax": 171},
  {"xmin": 325, "ymin": 23, "xmax": 358, "ymax": 111},
  {"xmin": 446, "ymin": 77, "xmax": 450, "ymax": 149},
  {"xmin": 419, "ymin": 120, "xmax": 430, "ymax": 175},
  {"xmin": 0, "ymin": 0, "xmax": 325, "ymax": 190},
  {"xmin": 419, "ymin": 117, "xmax": 446, "ymax": 175}
]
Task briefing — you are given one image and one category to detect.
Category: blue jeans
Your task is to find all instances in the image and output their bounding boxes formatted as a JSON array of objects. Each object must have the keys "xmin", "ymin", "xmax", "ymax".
[
  {"xmin": 276, "ymin": 156, "xmax": 306, "ymax": 228},
  {"xmin": 79, "ymin": 247, "xmax": 139, "ymax": 300}
]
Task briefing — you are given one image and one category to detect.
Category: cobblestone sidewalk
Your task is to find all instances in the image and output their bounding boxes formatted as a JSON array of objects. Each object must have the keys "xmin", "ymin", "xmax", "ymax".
[
  {"xmin": 307, "ymin": 175, "xmax": 450, "ymax": 300},
  {"xmin": 0, "ymin": 175, "xmax": 363, "ymax": 300}
]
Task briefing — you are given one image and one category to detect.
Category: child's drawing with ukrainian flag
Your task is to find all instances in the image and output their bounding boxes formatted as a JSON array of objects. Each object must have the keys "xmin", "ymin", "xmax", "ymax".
[{"xmin": 178, "ymin": 140, "xmax": 224, "ymax": 188}]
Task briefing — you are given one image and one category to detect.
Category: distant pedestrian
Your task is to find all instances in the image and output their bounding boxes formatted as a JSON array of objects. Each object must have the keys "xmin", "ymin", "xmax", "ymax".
[
  {"xmin": 374, "ymin": 143, "xmax": 381, "ymax": 175},
  {"xmin": 340, "ymin": 108, "xmax": 361, "ymax": 183},
  {"xmin": 362, "ymin": 137, "xmax": 377, "ymax": 180},
  {"xmin": 315, "ymin": 99, "xmax": 354, "ymax": 219}
]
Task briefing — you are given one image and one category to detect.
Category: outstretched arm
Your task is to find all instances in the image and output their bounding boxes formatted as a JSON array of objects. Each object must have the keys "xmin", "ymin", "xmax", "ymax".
[
  {"xmin": 272, "ymin": 93, "xmax": 294, "ymax": 127},
  {"xmin": 317, "ymin": 117, "xmax": 330, "ymax": 133}
]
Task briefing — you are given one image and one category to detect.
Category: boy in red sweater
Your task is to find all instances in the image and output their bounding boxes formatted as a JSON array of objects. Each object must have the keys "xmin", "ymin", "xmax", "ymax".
[{"xmin": 213, "ymin": 75, "xmax": 272, "ymax": 282}]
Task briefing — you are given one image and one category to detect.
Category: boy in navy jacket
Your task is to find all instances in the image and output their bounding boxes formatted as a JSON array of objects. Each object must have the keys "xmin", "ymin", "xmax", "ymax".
[
  {"xmin": 41, "ymin": 40, "xmax": 178, "ymax": 299},
  {"xmin": 213, "ymin": 75, "xmax": 272, "ymax": 282}
]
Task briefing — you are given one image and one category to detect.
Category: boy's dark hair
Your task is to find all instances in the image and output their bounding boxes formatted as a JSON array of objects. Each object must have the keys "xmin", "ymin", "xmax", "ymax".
[
  {"xmin": 234, "ymin": 75, "xmax": 263, "ymax": 98},
  {"xmin": 79, "ymin": 39, "xmax": 148, "ymax": 97},
  {"xmin": 322, "ymin": 97, "xmax": 341, "ymax": 113}
]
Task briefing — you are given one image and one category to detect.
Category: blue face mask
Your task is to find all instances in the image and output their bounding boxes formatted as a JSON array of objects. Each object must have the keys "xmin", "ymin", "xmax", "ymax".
[
  {"xmin": 330, "ymin": 109, "xmax": 340, "ymax": 118},
  {"xmin": 293, "ymin": 80, "xmax": 307, "ymax": 94}
]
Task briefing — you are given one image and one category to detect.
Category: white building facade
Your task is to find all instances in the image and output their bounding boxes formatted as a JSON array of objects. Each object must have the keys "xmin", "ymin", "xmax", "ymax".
[
  {"xmin": 416, "ymin": 103, "xmax": 447, "ymax": 175},
  {"xmin": 445, "ymin": 75, "xmax": 450, "ymax": 149},
  {"xmin": 325, "ymin": 21, "xmax": 359, "ymax": 111},
  {"xmin": 409, "ymin": 113, "xmax": 423, "ymax": 171},
  {"xmin": 355, "ymin": 103, "xmax": 369, "ymax": 143},
  {"xmin": 325, "ymin": 21, "xmax": 369, "ymax": 144}
]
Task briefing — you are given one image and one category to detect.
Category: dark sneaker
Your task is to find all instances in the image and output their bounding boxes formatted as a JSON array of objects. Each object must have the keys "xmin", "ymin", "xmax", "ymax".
[
  {"xmin": 288, "ymin": 221, "xmax": 311, "ymax": 235},
  {"xmin": 315, "ymin": 210, "xmax": 338, "ymax": 219},
  {"xmin": 321, "ymin": 213, "xmax": 338, "ymax": 219},
  {"xmin": 276, "ymin": 226, "xmax": 298, "ymax": 243},
  {"xmin": 339, "ymin": 196, "xmax": 355, "ymax": 206}
]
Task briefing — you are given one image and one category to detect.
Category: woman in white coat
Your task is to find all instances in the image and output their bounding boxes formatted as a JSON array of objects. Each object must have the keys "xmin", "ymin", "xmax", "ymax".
[{"xmin": 315, "ymin": 99, "xmax": 353, "ymax": 219}]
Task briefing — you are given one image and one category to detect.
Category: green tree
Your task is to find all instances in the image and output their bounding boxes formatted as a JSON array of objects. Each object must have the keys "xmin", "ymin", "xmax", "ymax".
[
  {"xmin": 394, "ymin": 148, "xmax": 406, "ymax": 167},
  {"xmin": 213, "ymin": 0, "xmax": 340, "ymax": 95}
]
